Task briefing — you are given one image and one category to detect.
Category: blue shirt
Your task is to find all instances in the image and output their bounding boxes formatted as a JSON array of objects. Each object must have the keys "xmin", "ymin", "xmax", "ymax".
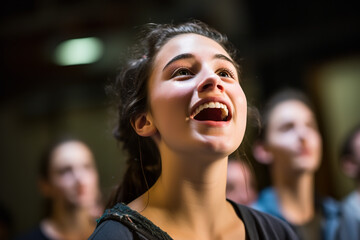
[
  {"xmin": 336, "ymin": 191, "xmax": 360, "ymax": 240},
  {"xmin": 252, "ymin": 187, "xmax": 340, "ymax": 240}
]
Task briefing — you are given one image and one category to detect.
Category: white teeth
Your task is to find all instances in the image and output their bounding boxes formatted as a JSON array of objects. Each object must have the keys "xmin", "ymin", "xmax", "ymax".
[{"xmin": 191, "ymin": 101, "xmax": 229, "ymax": 120}]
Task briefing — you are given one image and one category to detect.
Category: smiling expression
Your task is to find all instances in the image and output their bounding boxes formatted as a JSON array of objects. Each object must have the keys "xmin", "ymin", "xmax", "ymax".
[{"xmin": 146, "ymin": 33, "xmax": 247, "ymax": 159}]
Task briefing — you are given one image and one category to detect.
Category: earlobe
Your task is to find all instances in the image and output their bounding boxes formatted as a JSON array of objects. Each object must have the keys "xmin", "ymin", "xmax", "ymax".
[
  {"xmin": 131, "ymin": 113, "xmax": 157, "ymax": 137},
  {"xmin": 253, "ymin": 141, "xmax": 273, "ymax": 165}
]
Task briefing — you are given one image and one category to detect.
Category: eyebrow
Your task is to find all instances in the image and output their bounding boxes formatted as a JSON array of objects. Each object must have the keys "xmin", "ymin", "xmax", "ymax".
[
  {"xmin": 162, "ymin": 53, "xmax": 236, "ymax": 72},
  {"xmin": 213, "ymin": 54, "xmax": 235, "ymax": 66},
  {"xmin": 163, "ymin": 53, "xmax": 194, "ymax": 71}
]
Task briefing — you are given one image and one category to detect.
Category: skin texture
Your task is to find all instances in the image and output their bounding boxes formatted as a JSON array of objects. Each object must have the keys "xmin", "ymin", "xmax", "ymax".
[{"xmin": 130, "ymin": 33, "xmax": 247, "ymax": 240}]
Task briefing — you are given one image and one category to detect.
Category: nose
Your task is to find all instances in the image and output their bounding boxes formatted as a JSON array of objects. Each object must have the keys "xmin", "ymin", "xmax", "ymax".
[
  {"xmin": 297, "ymin": 126, "xmax": 309, "ymax": 143},
  {"xmin": 197, "ymin": 72, "xmax": 224, "ymax": 93},
  {"xmin": 73, "ymin": 168, "xmax": 86, "ymax": 184}
]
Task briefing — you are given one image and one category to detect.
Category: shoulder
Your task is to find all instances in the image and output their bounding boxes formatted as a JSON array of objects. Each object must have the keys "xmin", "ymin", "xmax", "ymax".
[
  {"xmin": 233, "ymin": 203, "xmax": 299, "ymax": 240},
  {"xmin": 341, "ymin": 191, "xmax": 359, "ymax": 210},
  {"xmin": 89, "ymin": 220, "xmax": 134, "ymax": 240},
  {"xmin": 319, "ymin": 196, "xmax": 340, "ymax": 219},
  {"xmin": 251, "ymin": 187, "xmax": 283, "ymax": 219},
  {"xmin": 15, "ymin": 225, "xmax": 49, "ymax": 240},
  {"xmin": 338, "ymin": 191, "xmax": 360, "ymax": 221}
]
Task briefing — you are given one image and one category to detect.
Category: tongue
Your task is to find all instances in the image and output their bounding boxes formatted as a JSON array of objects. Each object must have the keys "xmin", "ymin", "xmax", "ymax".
[{"xmin": 194, "ymin": 108, "xmax": 223, "ymax": 121}]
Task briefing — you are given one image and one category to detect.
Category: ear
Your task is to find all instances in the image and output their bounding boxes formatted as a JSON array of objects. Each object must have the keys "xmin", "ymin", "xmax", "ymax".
[
  {"xmin": 252, "ymin": 140, "xmax": 273, "ymax": 165},
  {"xmin": 341, "ymin": 156, "xmax": 359, "ymax": 178},
  {"xmin": 131, "ymin": 112, "xmax": 157, "ymax": 137}
]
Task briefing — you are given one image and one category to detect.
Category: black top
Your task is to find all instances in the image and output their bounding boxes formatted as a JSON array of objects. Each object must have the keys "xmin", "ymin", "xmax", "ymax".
[
  {"xmin": 89, "ymin": 200, "xmax": 298, "ymax": 240},
  {"xmin": 15, "ymin": 225, "xmax": 50, "ymax": 240}
]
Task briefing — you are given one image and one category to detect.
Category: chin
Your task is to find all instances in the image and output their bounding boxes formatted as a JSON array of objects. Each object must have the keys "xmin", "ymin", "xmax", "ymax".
[
  {"xmin": 294, "ymin": 158, "xmax": 321, "ymax": 172},
  {"xmin": 201, "ymin": 137, "xmax": 239, "ymax": 157},
  {"xmin": 293, "ymin": 165, "xmax": 318, "ymax": 175}
]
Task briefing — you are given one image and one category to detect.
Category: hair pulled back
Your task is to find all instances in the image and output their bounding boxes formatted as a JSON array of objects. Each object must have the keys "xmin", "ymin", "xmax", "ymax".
[{"xmin": 107, "ymin": 20, "xmax": 240, "ymax": 206}]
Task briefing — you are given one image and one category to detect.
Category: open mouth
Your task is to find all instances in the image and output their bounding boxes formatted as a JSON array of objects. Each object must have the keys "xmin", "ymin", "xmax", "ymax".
[{"xmin": 191, "ymin": 101, "xmax": 229, "ymax": 121}]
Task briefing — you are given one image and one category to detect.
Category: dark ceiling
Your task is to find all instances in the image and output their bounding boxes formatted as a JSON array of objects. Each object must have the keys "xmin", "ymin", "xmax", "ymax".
[{"xmin": 1, "ymin": 0, "xmax": 359, "ymax": 103}]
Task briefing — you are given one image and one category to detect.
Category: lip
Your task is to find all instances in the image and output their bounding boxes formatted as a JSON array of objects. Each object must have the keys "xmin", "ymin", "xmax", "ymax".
[{"xmin": 189, "ymin": 97, "xmax": 233, "ymax": 122}]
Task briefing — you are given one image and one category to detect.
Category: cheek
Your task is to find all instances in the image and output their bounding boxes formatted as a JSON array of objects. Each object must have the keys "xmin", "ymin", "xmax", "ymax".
[
  {"xmin": 52, "ymin": 175, "xmax": 75, "ymax": 191},
  {"xmin": 232, "ymin": 87, "xmax": 247, "ymax": 130},
  {"xmin": 312, "ymin": 132, "xmax": 322, "ymax": 148},
  {"xmin": 268, "ymin": 133, "xmax": 295, "ymax": 152},
  {"xmin": 310, "ymin": 132, "xmax": 322, "ymax": 157},
  {"xmin": 84, "ymin": 171, "xmax": 99, "ymax": 189},
  {"xmin": 150, "ymin": 83, "xmax": 193, "ymax": 128}
]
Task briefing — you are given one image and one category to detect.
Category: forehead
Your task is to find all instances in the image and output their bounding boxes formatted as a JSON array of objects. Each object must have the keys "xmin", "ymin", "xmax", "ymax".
[
  {"xmin": 154, "ymin": 33, "xmax": 231, "ymax": 66},
  {"xmin": 51, "ymin": 141, "xmax": 93, "ymax": 168},
  {"xmin": 268, "ymin": 100, "xmax": 314, "ymax": 125}
]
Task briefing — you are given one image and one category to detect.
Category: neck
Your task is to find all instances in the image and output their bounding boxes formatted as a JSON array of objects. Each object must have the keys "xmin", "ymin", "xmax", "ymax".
[
  {"xmin": 133, "ymin": 152, "xmax": 232, "ymax": 234},
  {"xmin": 272, "ymin": 170, "xmax": 315, "ymax": 225},
  {"xmin": 163, "ymin": 155, "xmax": 227, "ymax": 205}
]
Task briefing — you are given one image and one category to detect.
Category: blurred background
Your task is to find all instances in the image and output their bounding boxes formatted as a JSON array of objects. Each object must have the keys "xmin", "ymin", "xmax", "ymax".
[{"xmin": 1, "ymin": 0, "xmax": 359, "ymax": 236}]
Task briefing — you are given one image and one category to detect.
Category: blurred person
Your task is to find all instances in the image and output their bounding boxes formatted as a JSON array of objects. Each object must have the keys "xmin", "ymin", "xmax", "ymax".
[
  {"xmin": 336, "ymin": 124, "xmax": 360, "ymax": 239},
  {"xmin": 89, "ymin": 20, "xmax": 297, "ymax": 239},
  {"xmin": 16, "ymin": 137, "xmax": 103, "ymax": 240},
  {"xmin": 226, "ymin": 156, "xmax": 258, "ymax": 206},
  {"xmin": 252, "ymin": 88, "xmax": 340, "ymax": 240}
]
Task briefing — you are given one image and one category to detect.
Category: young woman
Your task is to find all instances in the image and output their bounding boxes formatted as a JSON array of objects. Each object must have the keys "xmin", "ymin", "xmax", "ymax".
[
  {"xmin": 90, "ymin": 20, "xmax": 297, "ymax": 240},
  {"xmin": 17, "ymin": 137, "xmax": 103, "ymax": 240},
  {"xmin": 252, "ymin": 89, "xmax": 340, "ymax": 240}
]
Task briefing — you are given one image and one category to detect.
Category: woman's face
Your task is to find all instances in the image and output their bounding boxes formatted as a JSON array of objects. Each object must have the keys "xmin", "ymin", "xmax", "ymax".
[
  {"xmin": 46, "ymin": 141, "xmax": 100, "ymax": 209},
  {"xmin": 265, "ymin": 100, "xmax": 322, "ymax": 173},
  {"xmin": 147, "ymin": 33, "xmax": 247, "ymax": 160}
]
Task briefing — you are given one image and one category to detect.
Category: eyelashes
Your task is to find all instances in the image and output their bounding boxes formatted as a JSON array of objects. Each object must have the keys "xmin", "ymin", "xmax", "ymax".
[
  {"xmin": 171, "ymin": 67, "xmax": 194, "ymax": 78},
  {"xmin": 170, "ymin": 67, "xmax": 236, "ymax": 80},
  {"xmin": 216, "ymin": 68, "xmax": 236, "ymax": 79}
]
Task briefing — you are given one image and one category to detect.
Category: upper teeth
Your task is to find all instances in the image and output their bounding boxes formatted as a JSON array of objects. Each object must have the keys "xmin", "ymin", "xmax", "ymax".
[{"xmin": 191, "ymin": 101, "xmax": 229, "ymax": 119}]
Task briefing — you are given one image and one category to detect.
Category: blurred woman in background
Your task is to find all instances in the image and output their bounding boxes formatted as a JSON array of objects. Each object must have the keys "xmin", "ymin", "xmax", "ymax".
[
  {"xmin": 252, "ymin": 88, "xmax": 340, "ymax": 240},
  {"xmin": 17, "ymin": 137, "xmax": 103, "ymax": 240}
]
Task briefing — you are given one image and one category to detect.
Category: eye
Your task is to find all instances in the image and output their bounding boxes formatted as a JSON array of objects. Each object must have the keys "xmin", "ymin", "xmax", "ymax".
[
  {"xmin": 171, "ymin": 68, "xmax": 194, "ymax": 78},
  {"xmin": 279, "ymin": 122, "xmax": 294, "ymax": 132},
  {"xmin": 217, "ymin": 68, "xmax": 235, "ymax": 79},
  {"xmin": 57, "ymin": 166, "xmax": 72, "ymax": 176}
]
